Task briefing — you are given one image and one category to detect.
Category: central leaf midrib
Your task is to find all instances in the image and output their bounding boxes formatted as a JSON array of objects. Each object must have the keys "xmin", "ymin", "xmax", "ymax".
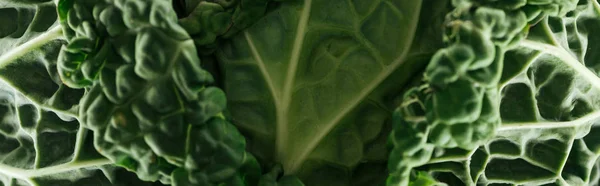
[
  {"xmin": 499, "ymin": 110, "xmax": 600, "ymax": 131},
  {"xmin": 0, "ymin": 26, "xmax": 63, "ymax": 69},
  {"xmin": 0, "ymin": 159, "xmax": 112, "ymax": 179},
  {"xmin": 279, "ymin": 1, "xmax": 425, "ymax": 173},
  {"xmin": 275, "ymin": 0, "xmax": 313, "ymax": 169},
  {"xmin": 520, "ymin": 40, "xmax": 600, "ymax": 90},
  {"xmin": 497, "ymin": 40, "xmax": 600, "ymax": 131}
]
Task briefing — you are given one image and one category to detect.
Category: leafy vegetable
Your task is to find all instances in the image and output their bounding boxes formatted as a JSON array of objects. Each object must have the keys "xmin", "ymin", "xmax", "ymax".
[
  {"xmin": 4, "ymin": 0, "xmax": 600, "ymax": 185},
  {"xmin": 388, "ymin": 0, "xmax": 600, "ymax": 185},
  {"xmin": 214, "ymin": 1, "xmax": 449, "ymax": 185},
  {"xmin": 178, "ymin": 0, "xmax": 280, "ymax": 48},
  {"xmin": 0, "ymin": 0, "xmax": 82, "ymax": 114},
  {"xmin": 56, "ymin": 0, "xmax": 266, "ymax": 185},
  {"xmin": 0, "ymin": 78, "xmax": 151, "ymax": 186},
  {"xmin": 0, "ymin": 1, "xmax": 152, "ymax": 185},
  {"xmin": 0, "ymin": 1, "xmax": 150, "ymax": 184}
]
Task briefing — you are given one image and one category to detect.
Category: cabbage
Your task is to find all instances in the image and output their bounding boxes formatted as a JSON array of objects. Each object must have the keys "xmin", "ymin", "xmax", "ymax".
[{"xmin": 1, "ymin": 0, "xmax": 599, "ymax": 185}]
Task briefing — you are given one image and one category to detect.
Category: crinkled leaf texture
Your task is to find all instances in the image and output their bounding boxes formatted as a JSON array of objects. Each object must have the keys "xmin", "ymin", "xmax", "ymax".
[
  {"xmin": 56, "ymin": 0, "xmax": 265, "ymax": 185},
  {"xmin": 179, "ymin": 0, "xmax": 281, "ymax": 49},
  {"xmin": 0, "ymin": 81, "xmax": 157, "ymax": 186},
  {"xmin": 393, "ymin": 0, "xmax": 600, "ymax": 185},
  {"xmin": 0, "ymin": 1, "xmax": 161, "ymax": 185},
  {"xmin": 215, "ymin": 0, "xmax": 450, "ymax": 185},
  {"xmin": 0, "ymin": 0, "xmax": 83, "ymax": 114}
]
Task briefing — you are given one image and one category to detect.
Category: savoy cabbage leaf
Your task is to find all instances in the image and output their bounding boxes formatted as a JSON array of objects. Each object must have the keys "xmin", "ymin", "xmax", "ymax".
[
  {"xmin": 55, "ymin": 0, "xmax": 272, "ymax": 185},
  {"xmin": 0, "ymin": 0, "xmax": 165, "ymax": 185},
  {"xmin": 214, "ymin": 0, "xmax": 450, "ymax": 185},
  {"xmin": 0, "ymin": 80, "xmax": 158, "ymax": 185},
  {"xmin": 5, "ymin": 0, "xmax": 600, "ymax": 185},
  {"xmin": 0, "ymin": 0, "xmax": 83, "ymax": 114},
  {"xmin": 389, "ymin": 0, "xmax": 600, "ymax": 185},
  {"xmin": 0, "ymin": 0, "xmax": 264, "ymax": 185}
]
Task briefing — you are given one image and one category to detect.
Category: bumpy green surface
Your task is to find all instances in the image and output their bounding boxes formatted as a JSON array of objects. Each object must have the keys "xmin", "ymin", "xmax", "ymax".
[
  {"xmin": 0, "ymin": 80, "xmax": 155, "ymax": 186},
  {"xmin": 388, "ymin": 0, "xmax": 600, "ymax": 185},
  {"xmin": 178, "ymin": 0, "xmax": 283, "ymax": 49},
  {"xmin": 0, "ymin": 0, "xmax": 83, "ymax": 114},
  {"xmin": 55, "ymin": 0, "xmax": 263, "ymax": 185},
  {"xmin": 0, "ymin": 1, "xmax": 156, "ymax": 185},
  {"xmin": 4, "ymin": 0, "xmax": 600, "ymax": 185},
  {"xmin": 0, "ymin": 0, "xmax": 306, "ymax": 185}
]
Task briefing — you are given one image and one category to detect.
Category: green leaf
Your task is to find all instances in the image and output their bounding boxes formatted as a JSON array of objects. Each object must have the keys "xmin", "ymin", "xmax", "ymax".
[
  {"xmin": 215, "ymin": 0, "xmax": 451, "ymax": 184},
  {"xmin": 178, "ymin": 0, "xmax": 283, "ymax": 54},
  {"xmin": 57, "ymin": 0, "xmax": 261, "ymax": 185},
  {"xmin": 0, "ymin": 1, "xmax": 161, "ymax": 185},
  {"xmin": 391, "ymin": 0, "xmax": 600, "ymax": 185},
  {"xmin": 0, "ymin": 0, "xmax": 83, "ymax": 115},
  {"xmin": 0, "ymin": 81, "xmax": 158, "ymax": 186}
]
